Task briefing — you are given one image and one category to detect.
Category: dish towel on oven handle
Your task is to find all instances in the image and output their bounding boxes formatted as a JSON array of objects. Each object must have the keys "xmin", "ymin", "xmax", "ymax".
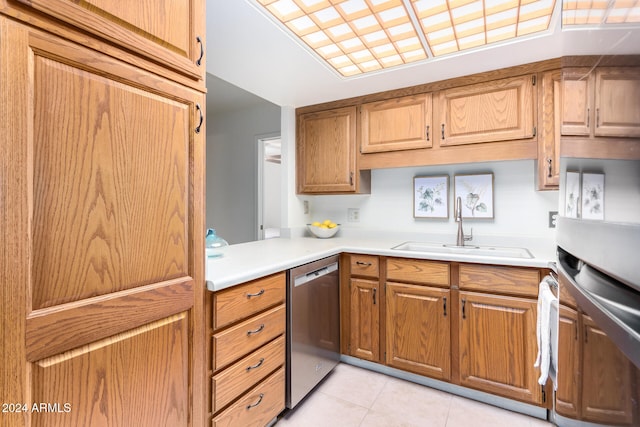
[{"xmin": 534, "ymin": 276, "xmax": 559, "ymax": 390}]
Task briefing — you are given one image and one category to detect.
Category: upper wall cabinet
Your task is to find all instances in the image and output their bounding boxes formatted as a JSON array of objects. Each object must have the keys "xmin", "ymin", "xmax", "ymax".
[
  {"xmin": 437, "ymin": 74, "xmax": 536, "ymax": 146},
  {"xmin": 359, "ymin": 94, "xmax": 432, "ymax": 153},
  {"xmin": 297, "ymin": 106, "xmax": 370, "ymax": 194},
  {"xmin": 6, "ymin": 0, "xmax": 206, "ymax": 80},
  {"xmin": 537, "ymin": 69, "xmax": 562, "ymax": 190},
  {"xmin": 562, "ymin": 67, "xmax": 640, "ymax": 138}
]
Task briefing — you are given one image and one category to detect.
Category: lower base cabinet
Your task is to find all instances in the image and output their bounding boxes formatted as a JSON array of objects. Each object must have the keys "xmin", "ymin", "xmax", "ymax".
[
  {"xmin": 212, "ymin": 368, "xmax": 285, "ymax": 427},
  {"xmin": 458, "ymin": 291, "xmax": 542, "ymax": 405},
  {"xmin": 386, "ymin": 282, "xmax": 450, "ymax": 380}
]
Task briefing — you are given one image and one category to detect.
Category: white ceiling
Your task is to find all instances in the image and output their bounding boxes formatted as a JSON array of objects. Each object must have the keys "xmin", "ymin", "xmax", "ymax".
[{"xmin": 206, "ymin": 0, "xmax": 640, "ymax": 109}]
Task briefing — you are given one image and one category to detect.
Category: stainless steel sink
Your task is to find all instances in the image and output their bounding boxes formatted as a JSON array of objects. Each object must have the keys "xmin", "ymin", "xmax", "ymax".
[{"xmin": 391, "ymin": 241, "xmax": 534, "ymax": 259}]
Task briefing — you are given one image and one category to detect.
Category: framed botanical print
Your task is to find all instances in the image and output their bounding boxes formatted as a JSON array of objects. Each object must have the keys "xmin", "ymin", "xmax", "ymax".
[
  {"xmin": 414, "ymin": 175, "xmax": 449, "ymax": 218},
  {"xmin": 454, "ymin": 173, "xmax": 494, "ymax": 219}
]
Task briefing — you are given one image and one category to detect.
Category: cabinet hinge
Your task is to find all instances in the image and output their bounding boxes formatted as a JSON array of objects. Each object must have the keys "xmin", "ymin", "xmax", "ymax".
[
  {"xmin": 532, "ymin": 75, "xmax": 537, "ymax": 86},
  {"xmin": 532, "ymin": 126, "xmax": 537, "ymax": 137}
]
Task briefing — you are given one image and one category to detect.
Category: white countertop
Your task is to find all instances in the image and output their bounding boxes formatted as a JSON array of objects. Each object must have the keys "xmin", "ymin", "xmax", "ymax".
[{"xmin": 205, "ymin": 229, "xmax": 557, "ymax": 292}]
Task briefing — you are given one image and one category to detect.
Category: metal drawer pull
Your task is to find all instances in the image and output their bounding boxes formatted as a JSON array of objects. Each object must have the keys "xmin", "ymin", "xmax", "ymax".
[
  {"xmin": 373, "ymin": 287, "xmax": 377, "ymax": 305},
  {"xmin": 195, "ymin": 103, "xmax": 203, "ymax": 134},
  {"xmin": 356, "ymin": 261, "xmax": 372, "ymax": 266},
  {"xmin": 443, "ymin": 297, "xmax": 447, "ymax": 317},
  {"xmin": 246, "ymin": 289, "xmax": 265, "ymax": 298},
  {"xmin": 462, "ymin": 298, "xmax": 466, "ymax": 319},
  {"xmin": 547, "ymin": 158, "xmax": 553, "ymax": 178},
  {"xmin": 247, "ymin": 324, "xmax": 265, "ymax": 336},
  {"xmin": 246, "ymin": 358, "xmax": 265, "ymax": 372},
  {"xmin": 246, "ymin": 393, "xmax": 264, "ymax": 410},
  {"xmin": 196, "ymin": 36, "xmax": 204, "ymax": 66}
]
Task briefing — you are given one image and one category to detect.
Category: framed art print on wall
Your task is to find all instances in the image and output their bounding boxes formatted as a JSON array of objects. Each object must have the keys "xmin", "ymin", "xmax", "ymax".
[
  {"xmin": 414, "ymin": 175, "xmax": 449, "ymax": 219},
  {"xmin": 454, "ymin": 173, "xmax": 494, "ymax": 219}
]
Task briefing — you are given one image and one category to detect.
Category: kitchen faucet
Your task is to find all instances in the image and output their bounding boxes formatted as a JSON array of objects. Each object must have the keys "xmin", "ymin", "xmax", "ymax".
[{"xmin": 455, "ymin": 196, "xmax": 473, "ymax": 246}]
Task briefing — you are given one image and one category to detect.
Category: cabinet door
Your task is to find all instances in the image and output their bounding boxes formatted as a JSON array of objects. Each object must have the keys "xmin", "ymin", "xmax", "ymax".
[
  {"xmin": 561, "ymin": 68, "xmax": 594, "ymax": 136},
  {"xmin": 360, "ymin": 93, "xmax": 432, "ymax": 153},
  {"xmin": 555, "ymin": 305, "xmax": 580, "ymax": 419},
  {"xmin": 537, "ymin": 70, "xmax": 561, "ymax": 190},
  {"xmin": 438, "ymin": 74, "xmax": 535, "ymax": 146},
  {"xmin": 349, "ymin": 278, "xmax": 380, "ymax": 362},
  {"xmin": 594, "ymin": 67, "xmax": 640, "ymax": 137},
  {"xmin": 386, "ymin": 283, "xmax": 450, "ymax": 380},
  {"xmin": 297, "ymin": 107, "xmax": 358, "ymax": 193},
  {"xmin": 581, "ymin": 315, "xmax": 634, "ymax": 425},
  {"xmin": 1, "ymin": 19, "xmax": 204, "ymax": 427},
  {"xmin": 6, "ymin": 0, "xmax": 205, "ymax": 79},
  {"xmin": 459, "ymin": 292, "xmax": 542, "ymax": 405}
]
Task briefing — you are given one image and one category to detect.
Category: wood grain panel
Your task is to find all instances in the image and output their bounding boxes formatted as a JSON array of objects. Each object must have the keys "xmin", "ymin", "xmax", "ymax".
[
  {"xmin": 26, "ymin": 278, "xmax": 193, "ymax": 361},
  {"xmin": 11, "ymin": 0, "xmax": 204, "ymax": 79},
  {"xmin": 561, "ymin": 68, "xmax": 593, "ymax": 136},
  {"xmin": 349, "ymin": 254, "xmax": 380, "ymax": 278},
  {"xmin": 537, "ymin": 69, "xmax": 561, "ymax": 190},
  {"xmin": 349, "ymin": 278, "xmax": 380, "ymax": 362},
  {"xmin": 213, "ymin": 272, "xmax": 285, "ymax": 330},
  {"xmin": 212, "ymin": 335, "xmax": 284, "ymax": 413},
  {"xmin": 386, "ymin": 283, "xmax": 450, "ymax": 380},
  {"xmin": 438, "ymin": 74, "xmax": 535, "ymax": 146},
  {"xmin": 360, "ymin": 93, "xmax": 432, "ymax": 153},
  {"xmin": 458, "ymin": 264, "xmax": 540, "ymax": 298},
  {"xmin": 31, "ymin": 46, "xmax": 190, "ymax": 310},
  {"xmin": 212, "ymin": 305, "xmax": 285, "ymax": 372},
  {"xmin": 30, "ymin": 313, "xmax": 189, "ymax": 427},
  {"xmin": 555, "ymin": 305, "xmax": 580, "ymax": 419},
  {"xmin": 386, "ymin": 258, "xmax": 450, "ymax": 287},
  {"xmin": 212, "ymin": 368, "xmax": 285, "ymax": 427},
  {"xmin": 297, "ymin": 106, "xmax": 358, "ymax": 193},
  {"xmin": 459, "ymin": 291, "xmax": 541, "ymax": 404},
  {"xmin": 594, "ymin": 67, "xmax": 640, "ymax": 137}
]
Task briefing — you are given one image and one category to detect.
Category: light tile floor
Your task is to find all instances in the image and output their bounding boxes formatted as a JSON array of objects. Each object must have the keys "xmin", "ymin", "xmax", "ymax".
[{"xmin": 275, "ymin": 363, "xmax": 553, "ymax": 427}]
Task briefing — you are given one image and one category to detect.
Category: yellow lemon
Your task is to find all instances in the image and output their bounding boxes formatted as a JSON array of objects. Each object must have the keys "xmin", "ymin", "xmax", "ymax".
[
  {"xmin": 328, "ymin": 223, "xmax": 337, "ymax": 229},
  {"xmin": 311, "ymin": 221, "xmax": 321, "ymax": 227},
  {"xmin": 320, "ymin": 224, "xmax": 329, "ymax": 229},
  {"xmin": 323, "ymin": 219, "xmax": 332, "ymax": 226}
]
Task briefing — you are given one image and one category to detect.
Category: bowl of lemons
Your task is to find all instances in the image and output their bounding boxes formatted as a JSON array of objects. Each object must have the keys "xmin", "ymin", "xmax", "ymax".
[{"xmin": 308, "ymin": 220, "xmax": 340, "ymax": 238}]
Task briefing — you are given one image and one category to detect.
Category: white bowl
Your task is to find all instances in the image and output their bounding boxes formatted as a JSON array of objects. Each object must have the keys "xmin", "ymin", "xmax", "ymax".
[{"xmin": 308, "ymin": 224, "xmax": 340, "ymax": 238}]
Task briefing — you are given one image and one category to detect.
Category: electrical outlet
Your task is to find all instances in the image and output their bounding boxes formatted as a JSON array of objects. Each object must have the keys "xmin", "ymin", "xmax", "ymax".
[
  {"xmin": 347, "ymin": 208, "xmax": 360, "ymax": 222},
  {"xmin": 303, "ymin": 200, "xmax": 310, "ymax": 215},
  {"xmin": 549, "ymin": 211, "xmax": 558, "ymax": 228}
]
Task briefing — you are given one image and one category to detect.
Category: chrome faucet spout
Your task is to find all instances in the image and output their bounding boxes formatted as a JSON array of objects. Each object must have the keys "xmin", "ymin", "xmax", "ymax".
[{"xmin": 455, "ymin": 197, "xmax": 472, "ymax": 246}]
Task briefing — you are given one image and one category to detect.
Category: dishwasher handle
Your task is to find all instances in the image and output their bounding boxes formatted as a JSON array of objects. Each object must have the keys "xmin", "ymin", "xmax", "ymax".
[{"xmin": 294, "ymin": 262, "xmax": 338, "ymax": 287}]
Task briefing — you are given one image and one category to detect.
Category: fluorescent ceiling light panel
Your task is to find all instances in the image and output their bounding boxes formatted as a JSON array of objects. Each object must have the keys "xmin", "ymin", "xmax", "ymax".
[{"xmin": 253, "ymin": 0, "xmax": 639, "ymax": 77}]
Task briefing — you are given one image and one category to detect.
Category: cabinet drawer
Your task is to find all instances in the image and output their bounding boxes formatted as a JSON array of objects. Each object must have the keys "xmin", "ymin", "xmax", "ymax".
[
  {"xmin": 212, "ymin": 335, "xmax": 284, "ymax": 413},
  {"xmin": 213, "ymin": 305, "xmax": 285, "ymax": 371},
  {"xmin": 212, "ymin": 367, "xmax": 285, "ymax": 427},
  {"xmin": 213, "ymin": 272, "xmax": 285, "ymax": 329},
  {"xmin": 350, "ymin": 255, "xmax": 379, "ymax": 278},
  {"xmin": 386, "ymin": 258, "xmax": 449, "ymax": 287},
  {"xmin": 459, "ymin": 264, "xmax": 539, "ymax": 297}
]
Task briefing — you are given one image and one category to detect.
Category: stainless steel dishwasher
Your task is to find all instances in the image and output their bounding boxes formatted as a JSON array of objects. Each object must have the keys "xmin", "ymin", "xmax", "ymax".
[{"xmin": 286, "ymin": 254, "xmax": 340, "ymax": 409}]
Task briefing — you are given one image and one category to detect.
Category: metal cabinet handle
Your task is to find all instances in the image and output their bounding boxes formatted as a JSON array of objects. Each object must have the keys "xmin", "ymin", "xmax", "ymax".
[
  {"xmin": 247, "ymin": 324, "xmax": 265, "ymax": 336},
  {"xmin": 426, "ymin": 125, "xmax": 430, "ymax": 141},
  {"xmin": 547, "ymin": 158, "xmax": 553, "ymax": 178},
  {"xmin": 356, "ymin": 261, "xmax": 372, "ymax": 266},
  {"xmin": 196, "ymin": 36, "xmax": 204, "ymax": 66},
  {"xmin": 462, "ymin": 298, "xmax": 466, "ymax": 319},
  {"xmin": 596, "ymin": 108, "xmax": 600, "ymax": 128},
  {"xmin": 246, "ymin": 393, "xmax": 264, "ymax": 410},
  {"xmin": 246, "ymin": 289, "xmax": 265, "ymax": 299},
  {"xmin": 443, "ymin": 297, "xmax": 447, "ymax": 317},
  {"xmin": 246, "ymin": 358, "xmax": 265, "ymax": 372},
  {"xmin": 350, "ymin": 171, "xmax": 354, "ymax": 186},
  {"xmin": 441, "ymin": 124, "xmax": 445, "ymax": 139},
  {"xmin": 586, "ymin": 108, "xmax": 590, "ymax": 128},
  {"xmin": 373, "ymin": 288, "xmax": 377, "ymax": 305},
  {"xmin": 195, "ymin": 103, "xmax": 203, "ymax": 134}
]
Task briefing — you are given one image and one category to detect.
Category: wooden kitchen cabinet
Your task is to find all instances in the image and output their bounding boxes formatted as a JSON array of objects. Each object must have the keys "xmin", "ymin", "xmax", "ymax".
[
  {"xmin": 537, "ymin": 69, "xmax": 562, "ymax": 190},
  {"xmin": 297, "ymin": 106, "xmax": 370, "ymax": 194},
  {"xmin": 359, "ymin": 93, "xmax": 432, "ymax": 153},
  {"xmin": 386, "ymin": 282, "xmax": 450, "ymax": 380},
  {"xmin": 3, "ymin": 0, "xmax": 206, "ymax": 80},
  {"xmin": 458, "ymin": 291, "xmax": 542, "ymax": 405},
  {"xmin": 581, "ymin": 314, "xmax": 635, "ymax": 425},
  {"xmin": 437, "ymin": 74, "xmax": 536, "ymax": 146},
  {"xmin": 555, "ymin": 305, "xmax": 580, "ymax": 419},
  {"xmin": 350, "ymin": 278, "xmax": 381, "ymax": 362},
  {"xmin": 562, "ymin": 67, "xmax": 640, "ymax": 138},
  {"xmin": 210, "ymin": 273, "xmax": 286, "ymax": 424},
  {"xmin": 2, "ymin": 13, "xmax": 206, "ymax": 427}
]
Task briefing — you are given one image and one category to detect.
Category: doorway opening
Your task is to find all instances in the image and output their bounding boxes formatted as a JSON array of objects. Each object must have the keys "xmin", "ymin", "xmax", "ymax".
[{"xmin": 257, "ymin": 134, "xmax": 282, "ymax": 240}]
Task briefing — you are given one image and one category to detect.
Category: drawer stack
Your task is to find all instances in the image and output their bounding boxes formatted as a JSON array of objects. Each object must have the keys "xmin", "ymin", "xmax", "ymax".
[{"xmin": 210, "ymin": 272, "xmax": 286, "ymax": 427}]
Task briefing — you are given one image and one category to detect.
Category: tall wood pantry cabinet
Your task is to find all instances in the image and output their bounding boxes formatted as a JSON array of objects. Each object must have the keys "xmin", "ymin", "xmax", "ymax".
[{"xmin": 1, "ymin": 1, "xmax": 206, "ymax": 426}]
